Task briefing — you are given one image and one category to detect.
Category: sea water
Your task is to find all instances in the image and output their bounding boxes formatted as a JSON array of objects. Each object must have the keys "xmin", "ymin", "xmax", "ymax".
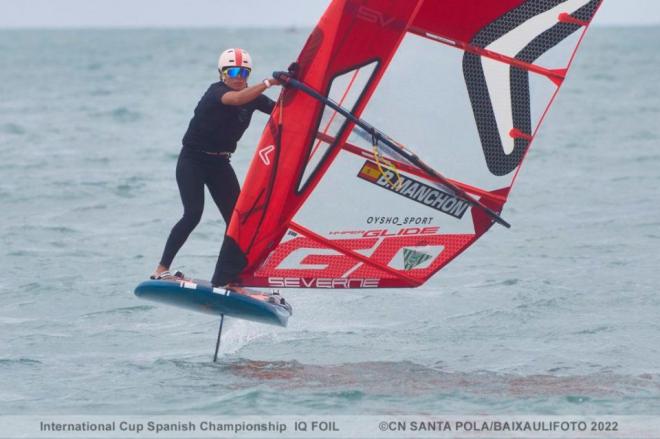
[{"xmin": 1, "ymin": 27, "xmax": 659, "ymax": 421}]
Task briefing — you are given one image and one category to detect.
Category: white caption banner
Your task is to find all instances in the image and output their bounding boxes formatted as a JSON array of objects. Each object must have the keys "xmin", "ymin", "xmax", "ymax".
[{"xmin": 1, "ymin": 416, "xmax": 659, "ymax": 438}]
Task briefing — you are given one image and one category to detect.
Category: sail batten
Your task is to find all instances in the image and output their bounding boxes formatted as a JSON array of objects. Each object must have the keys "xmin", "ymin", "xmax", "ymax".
[{"xmin": 413, "ymin": 32, "xmax": 571, "ymax": 84}]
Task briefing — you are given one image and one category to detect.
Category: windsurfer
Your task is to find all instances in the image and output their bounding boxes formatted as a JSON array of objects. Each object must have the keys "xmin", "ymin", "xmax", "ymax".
[{"xmin": 151, "ymin": 48, "xmax": 280, "ymax": 280}]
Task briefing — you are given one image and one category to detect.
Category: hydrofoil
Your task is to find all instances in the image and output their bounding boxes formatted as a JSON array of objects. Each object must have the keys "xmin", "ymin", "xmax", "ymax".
[{"xmin": 134, "ymin": 279, "xmax": 292, "ymax": 361}]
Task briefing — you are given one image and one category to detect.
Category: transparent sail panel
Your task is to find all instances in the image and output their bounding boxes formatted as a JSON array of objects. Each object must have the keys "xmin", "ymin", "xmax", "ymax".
[
  {"xmin": 357, "ymin": 27, "xmax": 587, "ymax": 193},
  {"xmin": 297, "ymin": 62, "xmax": 377, "ymax": 191}
]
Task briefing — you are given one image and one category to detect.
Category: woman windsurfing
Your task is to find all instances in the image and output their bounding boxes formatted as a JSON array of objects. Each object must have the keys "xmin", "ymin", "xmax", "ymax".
[{"xmin": 151, "ymin": 48, "xmax": 280, "ymax": 281}]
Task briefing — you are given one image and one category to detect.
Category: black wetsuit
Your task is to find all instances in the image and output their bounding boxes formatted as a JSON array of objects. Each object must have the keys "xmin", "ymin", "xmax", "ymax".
[{"xmin": 159, "ymin": 81, "xmax": 275, "ymax": 269}]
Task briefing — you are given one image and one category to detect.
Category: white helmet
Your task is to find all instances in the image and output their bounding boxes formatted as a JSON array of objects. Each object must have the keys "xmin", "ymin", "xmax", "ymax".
[{"xmin": 218, "ymin": 48, "xmax": 253, "ymax": 71}]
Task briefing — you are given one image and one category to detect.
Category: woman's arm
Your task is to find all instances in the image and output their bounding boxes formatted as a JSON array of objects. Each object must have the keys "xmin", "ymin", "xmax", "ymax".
[{"xmin": 221, "ymin": 78, "xmax": 281, "ymax": 106}]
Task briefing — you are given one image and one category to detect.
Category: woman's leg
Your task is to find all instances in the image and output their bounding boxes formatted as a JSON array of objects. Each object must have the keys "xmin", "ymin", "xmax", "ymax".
[
  {"xmin": 206, "ymin": 159, "xmax": 240, "ymax": 225},
  {"xmin": 206, "ymin": 159, "xmax": 242, "ymax": 286},
  {"xmin": 156, "ymin": 152, "xmax": 206, "ymax": 271}
]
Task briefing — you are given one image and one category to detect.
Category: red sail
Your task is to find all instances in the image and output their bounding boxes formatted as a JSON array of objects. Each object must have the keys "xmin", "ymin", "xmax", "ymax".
[{"xmin": 218, "ymin": 0, "xmax": 604, "ymax": 289}]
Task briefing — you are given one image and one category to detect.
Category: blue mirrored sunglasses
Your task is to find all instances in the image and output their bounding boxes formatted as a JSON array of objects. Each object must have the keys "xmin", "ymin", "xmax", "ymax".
[{"xmin": 223, "ymin": 67, "xmax": 251, "ymax": 79}]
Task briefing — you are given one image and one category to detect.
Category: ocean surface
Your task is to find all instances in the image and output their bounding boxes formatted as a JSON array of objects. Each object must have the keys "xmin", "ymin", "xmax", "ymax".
[{"xmin": 1, "ymin": 26, "xmax": 659, "ymax": 424}]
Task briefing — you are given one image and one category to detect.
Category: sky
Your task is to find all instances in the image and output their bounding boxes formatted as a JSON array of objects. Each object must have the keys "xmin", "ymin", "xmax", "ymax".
[{"xmin": 0, "ymin": 0, "xmax": 658, "ymax": 28}]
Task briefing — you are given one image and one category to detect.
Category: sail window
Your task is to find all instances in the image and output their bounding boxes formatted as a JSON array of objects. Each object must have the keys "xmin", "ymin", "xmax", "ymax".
[{"xmin": 296, "ymin": 61, "xmax": 378, "ymax": 192}]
